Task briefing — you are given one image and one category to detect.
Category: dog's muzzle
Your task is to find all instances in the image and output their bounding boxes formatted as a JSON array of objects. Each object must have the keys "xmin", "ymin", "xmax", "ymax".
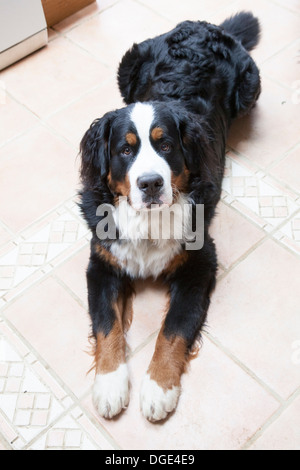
[{"xmin": 137, "ymin": 173, "xmax": 165, "ymax": 207}]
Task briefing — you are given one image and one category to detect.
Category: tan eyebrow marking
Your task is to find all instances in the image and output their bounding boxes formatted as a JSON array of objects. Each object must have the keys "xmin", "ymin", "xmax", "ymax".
[
  {"xmin": 125, "ymin": 132, "xmax": 137, "ymax": 146},
  {"xmin": 151, "ymin": 127, "xmax": 164, "ymax": 141}
]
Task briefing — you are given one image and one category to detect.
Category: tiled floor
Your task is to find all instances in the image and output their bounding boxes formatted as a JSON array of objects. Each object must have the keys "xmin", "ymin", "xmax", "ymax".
[{"xmin": 0, "ymin": 0, "xmax": 299, "ymax": 451}]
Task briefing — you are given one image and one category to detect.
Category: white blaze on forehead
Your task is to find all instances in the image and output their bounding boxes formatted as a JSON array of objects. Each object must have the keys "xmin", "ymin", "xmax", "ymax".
[
  {"xmin": 130, "ymin": 102, "xmax": 155, "ymax": 141},
  {"xmin": 128, "ymin": 103, "xmax": 173, "ymax": 209}
]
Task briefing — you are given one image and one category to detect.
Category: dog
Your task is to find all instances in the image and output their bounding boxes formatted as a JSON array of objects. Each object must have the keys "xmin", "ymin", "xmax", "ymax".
[{"xmin": 79, "ymin": 11, "xmax": 261, "ymax": 421}]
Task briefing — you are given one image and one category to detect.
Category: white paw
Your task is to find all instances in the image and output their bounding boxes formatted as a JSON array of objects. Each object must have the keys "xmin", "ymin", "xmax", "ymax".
[
  {"xmin": 93, "ymin": 364, "xmax": 129, "ymax": 419},
  {"xmin": 140, "ymin": 373, "xmax": 180, "ymax": 422}
]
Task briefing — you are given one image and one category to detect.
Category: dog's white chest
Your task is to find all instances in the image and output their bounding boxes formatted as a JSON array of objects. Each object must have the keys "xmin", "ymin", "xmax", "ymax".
[
  {"xmin": 110, "ymin": 238, "xmax": 182, "ymax": 278},
  {"xmin": 110, "ymin": 196, "xmax": 190, "ymax": 278}
]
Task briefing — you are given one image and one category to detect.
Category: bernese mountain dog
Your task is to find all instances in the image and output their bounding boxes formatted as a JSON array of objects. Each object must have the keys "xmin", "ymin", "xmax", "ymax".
[{"xmin": 79, "ymin": 12, "xmax": 261, "ymax": 421}]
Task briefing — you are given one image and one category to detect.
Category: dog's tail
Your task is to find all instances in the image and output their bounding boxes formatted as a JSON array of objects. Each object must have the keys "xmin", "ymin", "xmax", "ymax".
[{"xmin": 220, "ymin": 11, "xmax": 261, "ymax": 52}]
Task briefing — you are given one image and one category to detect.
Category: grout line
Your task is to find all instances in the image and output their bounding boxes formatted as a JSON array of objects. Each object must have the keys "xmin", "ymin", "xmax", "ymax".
[
  {"xmin": 43, "ymin": 69, "xmax": 119, "ymax": 121},
  {"xmin": 133, "ymin": 0, "xmax": 238, "ymax": 24},
  {"xmin": 203, "ymin": 331, "xmax": 285, "ymax": 405},
  {"xmin": 264, "ymin": 140, "xmax": 300, "ymax": 175},
  {"xmin": 267, "ymin": 0, "xmax": 300, "ymax": 16},
  {"xmin": 241, "ymin": 405, "xmax": 288, "ymax": 450},
  {"xmin": 0, "ymin": 314, "xmax": 123, "ymax": 450},
  {"xmin": 18, "ymin": 195, "xmax": 80, "ymax": 240},
  {"xmin": 0, "ymin": 219, "xmax": 17, "ymax": 243},
  {"xmin": 132, "ymin": 0, "xmax": 176, "ymax": 24},
  {"xmin": 258, "ymin": 34, "xmax": 300, "ymax": 67},
  {"xmin": 227, "ymin": 142, "xmax": 300, "ymax": 196},
  {"xmin": 262, "ymin": 73, "xmax": 299, "ymax": 93},
  {"xmin": 3, "ymin": 89, "xmax": 41, "ymax": 119},
  {"xmin": 51, "ymin": 271, "xmax": 88, "ymax": 311},
  {"xmin": 63, "ymin": 35, "xmax": 111, "ymax": 68},
  {"xmin": 22, "ymin": 399, "xmax": 120, "ymax": 450},
  {"xmin": 214, "ymin": 202, "xmax": 299, "ymax": 283},
  {"xmin": 2, "ymin": 312, "xmax": 82, "ymax": 404},
  {"xmin": 128, "ymin": 330, "xmax": 159, "ymax": 359},
  {"xmin": 0, "ymin": 239, "xmax": 88, "ymax": 311},
  {"xmin": 242, "ymin": 386, "xmax": 300, "ymax": 450},
  {"xmin": 0, "ymin": 430, "xmax": 13, "ymax": 450},
  {"xmin": 37, "ymin": 118, "xmax": 79, "ymax": 152}
]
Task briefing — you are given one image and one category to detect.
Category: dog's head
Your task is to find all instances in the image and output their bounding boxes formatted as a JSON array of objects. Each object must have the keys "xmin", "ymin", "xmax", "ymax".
[{"xmin": 80, "ymin": 101, "xmax": 212, "ymax": 210}]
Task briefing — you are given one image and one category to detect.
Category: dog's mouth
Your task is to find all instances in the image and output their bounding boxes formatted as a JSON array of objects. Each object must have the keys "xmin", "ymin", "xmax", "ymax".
[
  {"xmin": 132, "ymin": 200, "xmax": 170, "ymax": 211},
  {"xmin": 128, "ymin": 198, "xmax": 170, "ymax": 211},
  {"xmin": 144, "ymin": 197, "xmax": 166, "ymax": 209}
]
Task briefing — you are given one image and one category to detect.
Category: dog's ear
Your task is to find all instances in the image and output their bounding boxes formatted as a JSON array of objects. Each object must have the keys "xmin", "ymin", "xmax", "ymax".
[
  {"xmin": 174, "ymin": 108, "xmax": 215, "ymax": 176},
  {"xmin": 177, "ymin": 117, "xmax": 206, "ymax": 174},
  {"xmin": 80, "ymin": 110, "xmax": 116, "ymax": 187}
]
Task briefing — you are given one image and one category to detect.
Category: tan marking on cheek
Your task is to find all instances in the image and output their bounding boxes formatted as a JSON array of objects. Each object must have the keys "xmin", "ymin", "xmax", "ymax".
[
  {"xmin": 151, "ymin": 127, "xmax": 164, "ymax": 141},
  {"xmin": 148, "ymin": 331, "xmax": 188, "ymax": 390},
  {"xmin": 114, "ymin": 174, "xmax": 131, "ymax": 197},
  {"xmin": 108, "ymin": 173, "xmax": 131, "ymax": 199},
  {"xmin": 171, "ymin": 166, "xmax": 190, "ymax": 194},
  {"xmin": 126, "ymin": 132, "xmax": 137, "ymax": 146}
]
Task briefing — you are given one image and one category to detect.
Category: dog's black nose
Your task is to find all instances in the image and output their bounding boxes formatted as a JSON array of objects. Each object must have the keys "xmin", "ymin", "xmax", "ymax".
[{"xmin": 137, "ymin": 173, "xmax": 164, "ymax": 196}]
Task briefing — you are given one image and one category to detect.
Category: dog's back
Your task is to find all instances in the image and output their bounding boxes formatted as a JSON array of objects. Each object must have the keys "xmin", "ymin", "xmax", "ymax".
[{"xmin": 118, "ymin": 11, "xmax": 261, "ymax": 120}]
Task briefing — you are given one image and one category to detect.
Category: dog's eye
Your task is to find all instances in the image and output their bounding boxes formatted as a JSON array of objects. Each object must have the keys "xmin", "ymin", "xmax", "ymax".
[
  {"xmin": 161, "ymin": 143, "xmax": 171, "ymax": 152},
  {"xmin": 122, "ymin": 146, "xmax": 132, "ymax": 156}
]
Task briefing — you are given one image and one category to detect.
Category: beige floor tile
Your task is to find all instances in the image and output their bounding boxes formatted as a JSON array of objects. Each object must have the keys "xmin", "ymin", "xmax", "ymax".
[
  {"xmin": 65, "ymin": 0, "xmax": 173, "ymax": 67},
  {"xmin": 0, "ymin": 226, "xmax": 11, "ymax": 248},
  {"xmin": 0, "ymin": 38, "xmax": 108, "ymax": 118},
  {"xmin": 0, "ymin": 95, "xmax": 38, "ymax": 147},
  {"xmin": 208, "ymin": 239, "xmax": 300, "ymax": 399},
  {"xmin": 0, "ymin": 441, "xmax": 8, "ymax": 450},
  {"xmin": 4, "ymin": 277, "xmax": 93, "ymax": 397},
  {"xmin": 0, "ymin": 126, "xmax": 78, "ymax": 233},
  {"xmin": 228, "ymin": 77, "xmax": 300, "ymax": 169},
  {"xmin": 270, "ymin": 146, "xmax": 300, "ymax": 194},
  {"xmin": 83, "ymin": 337, "xmax": 279, "ymax": 450},
  {"xmin": 261, "ymin": 39, "xmax": 300, "ymax": 90},
  {"xmin": 47, "ymin": 80, "xmax": 124, "ymax": 149},
  {"xmin": 54, "ymin": 245, "xmax": 90, "ymax": 305},
  {"xmin": 250, "ymin": 395, "xmax": 300, "ymax": 450},
  {"xmin": 127, "ymin": 279, "xmax": 168, "ymax": 351},
  {"xmin": 210, "ymin": 201, "xmax": 265, "ymax": 269},
  {"xmin": 138, "ymin": 0, "xmax": 232, "ymax": 24},
  {"xmin": 274, "ymin": 0, "xmax": 300, "ymax": 15}
]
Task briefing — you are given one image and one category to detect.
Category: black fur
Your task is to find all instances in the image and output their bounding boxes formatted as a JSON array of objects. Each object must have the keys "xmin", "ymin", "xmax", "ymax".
[
  {"xmin": 79, "ymin": 12, "xmax": 261, "ymax": 413},
  {"xmin": 118, "ymin": 12, "xmax": 261, "ymax": 118}
]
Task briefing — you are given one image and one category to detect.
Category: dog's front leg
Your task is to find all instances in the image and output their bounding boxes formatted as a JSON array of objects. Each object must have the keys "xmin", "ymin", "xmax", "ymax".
[
  {"xmin": 87, "ymin": 252, "xmax": 133, "ymax": 419},
  {"xmin": 140, "ymin": 243, "xmax": 217, "ymax": 421}
]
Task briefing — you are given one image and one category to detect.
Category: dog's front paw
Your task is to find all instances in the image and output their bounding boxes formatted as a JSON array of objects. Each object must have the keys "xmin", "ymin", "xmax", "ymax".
[
  {"xmin": 140, "ymin": 373, "xmax": 181, "ymax": 422},
  {"xmin": 93, "ymin": 364, "xmax": 129, "ymax": 419}
]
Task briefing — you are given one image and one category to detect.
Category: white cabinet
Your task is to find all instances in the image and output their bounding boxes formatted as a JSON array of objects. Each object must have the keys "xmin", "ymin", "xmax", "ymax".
[{"xmin": 0, "ymin": 0, "xmax": 47, "ymax": 70}]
